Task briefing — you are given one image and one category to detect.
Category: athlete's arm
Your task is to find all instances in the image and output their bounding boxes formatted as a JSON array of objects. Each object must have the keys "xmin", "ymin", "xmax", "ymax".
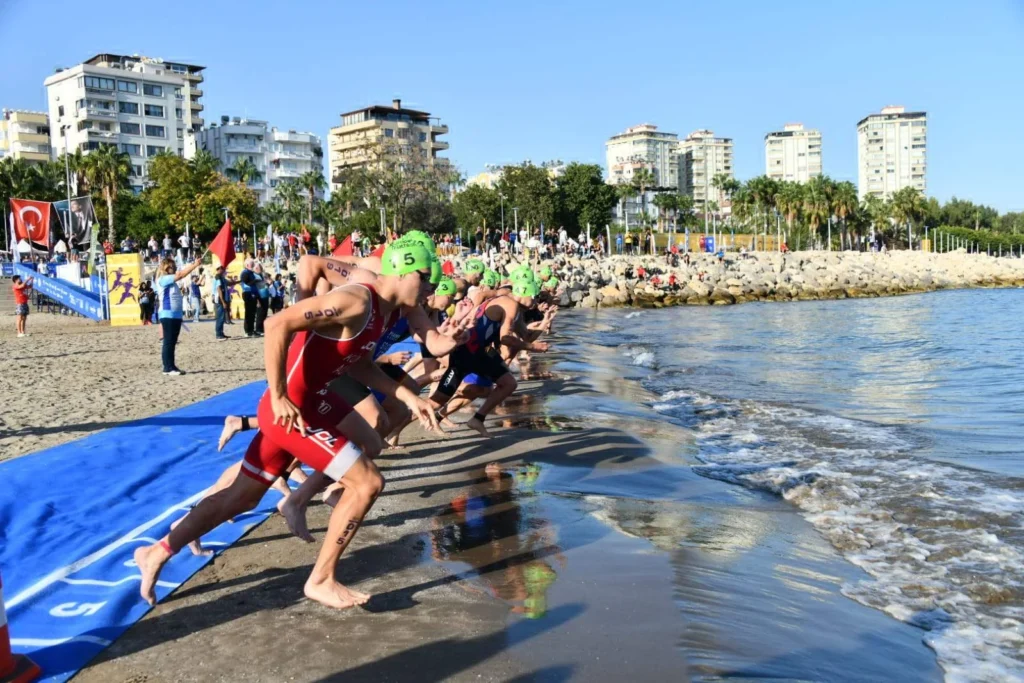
[
  {"xmin": 498, "ymin": 300, "xmax": 547, "ymax": 352},
  {"xmin": 403, "ymin": 305, "xmax": 467, "ymax": 358},
  {"xmin": 262, "ymin": 288, "xmax": 369, "ymax": 434},
  {"xmin": 296, "ymin": 255, "xmax": 371, "ymax": 300},
  {"xmin": 173, "ymin": 258, "xmax": 202, "ymax": 282},
  {"xmin": 321, "ymin": 253, "xmax": 383, "ymax": 274},
  {"xmin": 348, "ymin": 356, "xmax": 439, "ymax": 433}
]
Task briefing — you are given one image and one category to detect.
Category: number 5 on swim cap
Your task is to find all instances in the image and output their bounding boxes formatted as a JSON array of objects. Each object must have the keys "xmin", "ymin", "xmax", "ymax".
[{"xmin": 382, "ymin": 241, "xmax": 432, "ymax": 277}]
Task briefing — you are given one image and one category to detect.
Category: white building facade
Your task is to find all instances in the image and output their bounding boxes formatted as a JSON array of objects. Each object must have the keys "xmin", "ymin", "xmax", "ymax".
[
  {"xmin": 857, "ymin": 106, "xmax": 927, "ymax": 200},
  {"xmin": 197, "ymin": 116, "xmax": 324, "ymax": 206},
  {"xmin": 605, "ymin": 124, "xmax": 679, "ymax": 225},
  {"xmin": 677, "ymin": 129, "xmax": 734, "ymax": 209},
  {"xmin": 765, "ymin": 123, "xmax": 822, "ymax": 183},
  {"xmin": 44, "ymin": 53, "xmax": 205, "ymax": 192}
]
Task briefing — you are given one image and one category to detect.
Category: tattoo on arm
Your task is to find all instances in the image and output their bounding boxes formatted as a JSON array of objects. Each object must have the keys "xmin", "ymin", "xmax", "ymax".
[{"xmin": 303, "ymin": 308, "xmax": 340, "ymax": 320}]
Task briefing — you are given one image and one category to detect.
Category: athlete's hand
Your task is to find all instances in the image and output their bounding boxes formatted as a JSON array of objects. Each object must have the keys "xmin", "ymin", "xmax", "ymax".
[
  {"xmin": 404, "ymin": 395, "xmax": 440, "ymax": 434},
  {"xmin": 530, "ymin": 341, "xmax": 550, "ymax": 352},
  {"xmin": 384, "ymin": 351, "xmax": 411, "ymax": 366},
  {"xmin": 271, "ymin": 394, "xmax": 306, "ymax": 436}
]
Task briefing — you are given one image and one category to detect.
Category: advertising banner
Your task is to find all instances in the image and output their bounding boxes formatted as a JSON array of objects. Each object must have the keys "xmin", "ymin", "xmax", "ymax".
[
  {"xmin": 13, "ymin": 263, "xmax": 104, "ymax": 320},
  {"xmin": 105, "ymin": 253, "xmax": 144, "ymax": 326}
]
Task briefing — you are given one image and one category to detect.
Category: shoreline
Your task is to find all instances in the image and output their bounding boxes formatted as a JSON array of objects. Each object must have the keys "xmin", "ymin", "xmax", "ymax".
[{"xmin": 543, "ymin": 250, "xmax": 1024, "ymax": 308}]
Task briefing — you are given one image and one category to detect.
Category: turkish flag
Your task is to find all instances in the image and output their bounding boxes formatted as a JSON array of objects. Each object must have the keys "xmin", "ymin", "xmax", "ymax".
[
  {"xmin": 441, "ymin": 260, "xmax": 455, "ymax": 276},
  {"xmin": 210, "ymin": 219, "xmax": 236, "ymax": 268},
  {"xmin": 332, "ymin": 235, "xmax": 353, "ymax": 257},
  {"xmin": 11, "ymin": 199, "xmax": 51, "ymax": 245},
  {"xmin": 370, "ymin": 244, "xmax": 386, "ymax": 258}
]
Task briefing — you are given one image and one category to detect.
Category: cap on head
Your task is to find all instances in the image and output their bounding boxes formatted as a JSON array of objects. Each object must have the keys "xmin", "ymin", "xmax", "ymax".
[
  {"xmin": 542, "ymin": 276, "xmax": 559, "ymax": 290},
  {"xmin": 464, "ymin": 259, "xmax": 485, "ymax": 274},
  {"xmin": 513, "ymin": 280, "xmax": 540, "ymax": 298},
  {"xmin": 510, "ymin": 267, "xmax": 535, "ymax": 285},
  {"xmin": 435, "ymin": 277, "xmax": 457, "ymax": 297},
  {"xmin": 402, "ymin": 230, "xmax": 436, "ymax": 253},
  {"xmin": 381, "ymin": 241, "xmax": 433, "ymax": 278},
  {"xmin": 481, "ymin": 269, "xmax": 500, "ymax": 288},
  {"xmin": 539, "ymin": 266, "xmax": 552, "ymax": 280},
  {"xmin": 429, "ymin": 258, "xmax": 442, "ymax": 285}
]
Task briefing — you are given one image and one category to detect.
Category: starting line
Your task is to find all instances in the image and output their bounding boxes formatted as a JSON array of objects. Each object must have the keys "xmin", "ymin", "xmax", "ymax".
[{"xmin": 0, "ymin": 381, "xmax": 275, "ymax": 682}]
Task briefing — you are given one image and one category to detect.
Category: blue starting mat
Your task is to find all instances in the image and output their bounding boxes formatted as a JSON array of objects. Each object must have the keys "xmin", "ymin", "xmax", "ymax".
[{"xmin": 0, "ymin": 381, "xmax": 277, "ymax": 682}]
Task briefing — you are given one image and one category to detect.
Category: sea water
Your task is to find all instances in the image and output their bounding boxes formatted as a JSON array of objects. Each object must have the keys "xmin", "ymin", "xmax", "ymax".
[{"xmin": 562, "ymin": 289, "xmax": 1024, "ymax": 681}]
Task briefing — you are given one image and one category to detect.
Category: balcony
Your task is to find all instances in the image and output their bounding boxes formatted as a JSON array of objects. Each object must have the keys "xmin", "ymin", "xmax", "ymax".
[
  {"xmin": 431, "ymin": 124, "xmax": 449, "ymax": 135},
  {"xmin": 191, "ymin": 88, "xmax": 203, "ymax": 98},
  {"xmin": 12, "ymin": 131, "xmax": 50, "ymax": 144},
  {"xmin": 431, "ymin": 140, "xmax": 449, "ymax": 151},
  {"xmin": 85, "ymin": 86, "xmax": 115, "ymax": 97},
  {"xmin": 185, "ymin": 72, "xmax": 203, "ymax": 83},
  {"xmin": 191, "ymin": 102, "xmax": 204, "ymax": 112},
  {"xmin": 80, "ymin": 107, "xmax": 118, "ymax": 120},
  {"xmin": 225, "ymin": 141, "xmax": 263, "ymax": 153}
]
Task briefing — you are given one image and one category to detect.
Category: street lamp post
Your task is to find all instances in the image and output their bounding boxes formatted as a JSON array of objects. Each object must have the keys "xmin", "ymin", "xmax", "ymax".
[{"xmin": 499, "ymin": 193, "xmax": 505, "ymax": 232}]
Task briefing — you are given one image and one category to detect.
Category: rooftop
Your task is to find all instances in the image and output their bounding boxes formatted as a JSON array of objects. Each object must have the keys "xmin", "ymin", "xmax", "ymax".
[
  {"xmin": 85, "ymin": 53, "xmax": 205, "ymax": 72},
  {"xmin": 339, "ymin": 99, "xmax": 433, "ymax": 123}
]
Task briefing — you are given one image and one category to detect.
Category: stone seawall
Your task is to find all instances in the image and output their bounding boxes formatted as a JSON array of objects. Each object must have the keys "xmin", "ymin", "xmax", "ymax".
[{"xmin": 535, "ymin": 251, "xmax": 1024, "ymax": 308}]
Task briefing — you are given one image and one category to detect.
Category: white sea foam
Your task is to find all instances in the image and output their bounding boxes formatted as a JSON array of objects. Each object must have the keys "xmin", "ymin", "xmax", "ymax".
[
  {"xmin": 656, "ymin": 388, "xmax": 1024, "ymax": 682},
  {"xmin": 620, "ymin": 344, "xmax": 658, "ymax": 368},
  {"xmin": 625, "ymin": 311, "xmax": 642, "ymax": 319}
]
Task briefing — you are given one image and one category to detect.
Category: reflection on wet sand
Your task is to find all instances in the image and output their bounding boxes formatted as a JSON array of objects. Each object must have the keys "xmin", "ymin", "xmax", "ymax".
[{"xmin": 431, "ymin": 462, "xmax": 565, "ymax": 619}]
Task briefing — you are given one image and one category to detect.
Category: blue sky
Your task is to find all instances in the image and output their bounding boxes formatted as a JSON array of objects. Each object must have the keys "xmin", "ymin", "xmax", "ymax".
[{"xmin": 1, "ymin": 0, "xmax": 1022, "ymax": 211}]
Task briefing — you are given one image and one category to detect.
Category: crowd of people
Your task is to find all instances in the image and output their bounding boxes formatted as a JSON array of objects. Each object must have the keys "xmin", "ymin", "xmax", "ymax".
[{"xmin": 132, "ymin": 231, "xmax": 564, "ymax": 611}]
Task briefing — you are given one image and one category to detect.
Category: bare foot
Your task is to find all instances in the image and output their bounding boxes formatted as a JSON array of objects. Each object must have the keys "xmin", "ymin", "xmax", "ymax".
[
  {"xmin": 134, "ymin": 544, "xmax": 171, "ymax": 606},
  {"xmin": 466, "ymin": 416, "xmax": 491, "ymax": 438},
  {"xmin": 303, "ymin": 578, "xmax": 371, "ymax": 610},
  {"xmin": 322, "ymin": 483, "xmax": 345, "ymax": 508},
  {"xmin": 171, "ymin": 517, "xmax": 212, "ymax": 556},
  {"xmin": 440, "ymin": 416, "xmax": 459, "ymax": 430},
  {"xmin": 383, "ymin": 443, "xmax": 407, "ymax": 452},
  {"xmin": 279, "ymin": 497, "xmax": 315, "ymax": 543},
  {"xmin": 218, "ymin": 416, "xmax": 243, "ymax": 452}
]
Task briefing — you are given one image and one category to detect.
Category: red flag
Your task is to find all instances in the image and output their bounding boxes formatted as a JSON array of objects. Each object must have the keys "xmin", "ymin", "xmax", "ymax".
[
  {"xmin": 441, "ymin": 260, "xmax": 455, "ymax": 276},
  {"xmin": 210, "ymin": 219, "xmax": 235, "ymax": 268},
  {"xmin": 332, "ymin": 235, "xmax": 353, "ymax": 257},
  {"xmin": 11, "ymin": 199, "xmax": 51, "ymax": 245},
  {"xmin": 370, "ymin": 244, "xmax": 386, "ymax": 258}
]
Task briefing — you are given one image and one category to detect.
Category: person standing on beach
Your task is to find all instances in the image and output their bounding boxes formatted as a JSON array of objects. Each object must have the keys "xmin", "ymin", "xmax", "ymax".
[
  {"xmin": 156, "ymin": 256, "xmax": 203, "ymax": 376},
  {"xmin": 12, "ymin": 275, "xmax": 33, "ymax": 337},
  {"xmin": 213, "ymin": 265, "xmax": 230, "ymax": 340},
  {"xmin": 253, "ymin": 262, "xmax": 271, "ymax": 335},
  {"xmin": 134, "ymin": 241, "xmax": 442, "ymax": 610},
  {"xmin": 239, "ymin": 258, "xmax": 260, "ymax": 337}
]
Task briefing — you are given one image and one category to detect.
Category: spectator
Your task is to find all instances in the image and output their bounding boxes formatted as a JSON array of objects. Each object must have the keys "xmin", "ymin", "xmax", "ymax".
[
  {"xmin": 213, "ymin": 264, "xmax": 230, "ymax": 340},
  {"xmin": 328, "ymin": 234, "xmax": 338, "ymax": 253},
  {"xmin": 147, "ymin": 235, "xmax": 158, "ymax": 261},
  {"xmin": 155, "ymin": 256, "xmax": 202, "ymax": 376},
  {"xmin": 270, "ymin": 273, "xmax": 285, "ymax": 314},
  {"xmin": 239, "ymin": 258, "xmax": 259, "ymax": 337},
  {"xmin": 624, "ymin": 232, "xmax": 633, "ymax": 255},
  {"xmin": 138, "ymin": 280, "xmax": 154, "ymax": 324},
  {"xmin": 253, "ymin": 262, "xmax": 270, "ymax": 335},
  {"xmin": 189, "ymin": 274, "xmax": 202, "ymax": 323},
  {"xmin": 12, "ymin": 274, "xmax": 33, "ymax": 337},
  {"xmin": 162, "ymin": 233, "xmax": 173, "ymax": 258}
]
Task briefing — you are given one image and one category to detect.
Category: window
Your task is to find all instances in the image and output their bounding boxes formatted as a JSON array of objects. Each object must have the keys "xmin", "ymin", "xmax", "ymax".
[
  {"xmin": 174, "ymin": 87, "xmax": 183, "ymax": 100},
  {"xmin": 76, "ymin": 98, "xmax": 86, "ymax": 110},
  {"xmin": 120, "ymin": 122, "xmax": 140, "ymax": 135},
  {"xmin": 98, "ymin": 122, "xmax": 112, "ymax": 132},
  {"xmin": 177, "ymin": 129, "xmax": 184, "ymax": 139},
  {"xmin": 144, "ymin": 104, "xmax": 164, "ymax": 117},
  {"xmin": 84, "ymin": 76, "xmax": 115, "ymax": 90},
  {"xmin": 58, "ymin": 105, "xmax": 64, "ymax": 117},
  {"xmin": 419, "ymin": 132, "xmax": 427, "ymax": 142},
  {"xmin": 143, "ymin": 83, "xmax": 163, "ymax": 97},
  {"xmin": 119, "ymin": 102, "xmax": 139, "ymax": 114},
  {"xmin": 121, "ymin": 143, "xmax": 141, "ymax": 156},
  {"xmin": 146, "ymin": 145, "xmax": 165, "ymax": 157},
  {"xmin": 145, "ymin": 125, "xmax": 165, "ymax": 137},
  {"xmin": 175, "ymin": 108, "xmax": 183, "ymax": 120},
  {"xmin": 384, "ymin": 128, "xmax": 394, "ymax": 138},
  {"xmin": 117, "ymin": 80, "xmax": 138, "ymax": 93},
  {"xmin": 130, "ymin": 164, "xmax": 143, "ymax": 177},
  {"xmin": 77, "ymin": 121, "xmax": 93, "ymax": 131}
]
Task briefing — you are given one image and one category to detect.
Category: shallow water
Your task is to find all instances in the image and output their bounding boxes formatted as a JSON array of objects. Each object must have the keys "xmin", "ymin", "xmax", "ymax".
[{"xmin": 552, "ymin": 290, "xmax": 1024, "ymax": 681}]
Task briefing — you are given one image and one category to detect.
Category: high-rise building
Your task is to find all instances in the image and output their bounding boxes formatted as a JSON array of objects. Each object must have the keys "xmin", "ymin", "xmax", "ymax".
[
  {"xmin": 857, "ymin": 105, "xmax": 927, "ymax": 200},
  {"xmin": 198, "ymin": 116, "xmax": 323, "ymax": 206},
  {"xmin": 765, "ymin": 123, "xmax": 822, "ymax": 183},
  {"xmin": 327, "ymin": 99, "xmax": 449, "ymax": 193},
  {"xmin": 677, "ymin": 129, "xmax": 734, "ymax": 208},
  {"xmin": 605, "ymin": 124, "xmax": 679, "ymax": 189},
  {"xmin": 0, "ymin": 110, "xmax": 51, "ymax": 165},
  {"xmin": 44, "ymin": 53, "xmax": 206, "ymax": 192}
]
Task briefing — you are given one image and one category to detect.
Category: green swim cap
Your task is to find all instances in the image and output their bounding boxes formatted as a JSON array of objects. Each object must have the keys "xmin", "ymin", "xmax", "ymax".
[
  {"xmin": 464, "ymin": 259, "xmax": 485, "ymax": 274},
  {"xmin": 539, "ymin": 266, "xmax": 552, "ymax": 280},
  {"xmin": 481, "ymin": 269, "xmax": 500, "ymax": 288},
  {"xmin": 435, "ymin": 277, "xmax": 456, "ymax": 297},
  {"xmin": 510, "ymin": 267, "xmax": 535, "ymax": 284},
  {"xmin": 429, "ymin": 258, "xmax": 442, "ymax": 285},
  {"xmin": 402, "ymin": 230, "xmax": 436, "ymax": 253},
  {"xmin": 542, "ymin": 276, "xmax": 559, "ymax": 290},
  {"xmin": 513, "ymin": 280, "xmax": 540, "ymax": 298},
  {"xmin": 381, "ymin": 241, "xmax": 433, "ymax": 278}
]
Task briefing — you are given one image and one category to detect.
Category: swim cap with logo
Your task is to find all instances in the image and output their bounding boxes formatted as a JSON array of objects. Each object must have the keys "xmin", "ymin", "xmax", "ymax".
[
  {"xmin": 435, "ymin": 277, "xmax": 457, "ymax": 297},
  {"xmin": 513, "ymin": 280, "xmax": 540, "ymax": 298},
  {"xmin": 402, "ymin": 230, "xmax": 436, "ymax": 253},
  {"xmin": 510, "ymin": 267, "xmax": 535, "ymax": 284},
  {"xmin": 481, "ymin": 270, "xmax": 500, "ymax": 288},
  {"xmin": 464, "ymin": 259, "xmax": 485, "ymax": 274},
  {"xmin": 381, "ymin": 241, "xmax": 433, "ymax": 278}
]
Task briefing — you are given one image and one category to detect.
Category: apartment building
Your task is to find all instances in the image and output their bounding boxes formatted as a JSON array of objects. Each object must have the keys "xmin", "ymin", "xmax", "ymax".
[
  {"xmin": 677, "ymin": 129, "xmax": 734, "ymax": 208},
  {"xmin": 198, "ymin": 116, "xmax": 324, "ymax": 206},
  {"xmin": 0, "ymin": 110, "xmax": 51, "ymax": 164},
  {"xmin": 327, "ymin": 99, "xmax": 449, "ymax": 192},
  {"xmin": 605, "ymin": 124, "xmax": 679, "ymax": 189},
  {"xmin": 857, "ymin": 105, "xmax": 927, "ymax": 200},
  {"xmin": 765, "ymin": 123, "xmax": 822, "ymax": 183},
  {"xmin": 44, "ymin": 53, "xmax": 206, "ymax": 191}
]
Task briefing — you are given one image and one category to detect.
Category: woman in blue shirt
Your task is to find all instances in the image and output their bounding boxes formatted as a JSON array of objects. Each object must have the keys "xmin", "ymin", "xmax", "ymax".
[{"xmin": 156, "ymin": 256, "xmax": 203, "ymax": 376}]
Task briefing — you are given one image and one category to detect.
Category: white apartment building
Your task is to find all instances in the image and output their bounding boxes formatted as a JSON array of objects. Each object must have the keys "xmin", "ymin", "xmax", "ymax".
[
  {"xmin": 765, "ymin": 123, "xmax": 822, "ymax": 183},
  {"xmin": 857, "ymin": 106, "xmax": 927, "ymax": 200},
  {"xmin": 605, "ymin": 124, "xmax": 679, "ymax": 225},
  {"xmin": 198, "ymin": 116, "xmax": 324, "ymax": 206},
  {"xmin": 44, "ymin": 53, "xmax": 205, "ymax": 192},
  {"xmin": 677, "ymin": 129, "xmax": 734, "ymax": 208},
  {"xmin": 0, "ymin": 109, "xmax": 51, "ymax": 164},
  {"xmin": 328, "ymin": 99, "xmax": 449, "ymax": 193}
]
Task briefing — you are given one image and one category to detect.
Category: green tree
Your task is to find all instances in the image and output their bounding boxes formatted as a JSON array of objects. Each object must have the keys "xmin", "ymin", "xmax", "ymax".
[
  {"xmin": 614, "ymin": 181, "xmax": 635, "ymax": 227},
  {"xmin": 452, "ymin": 184, "xmax": 500, "ymax": 233},
  {"xmin": 862, "ymin": 195, "xmax": 892, "ymax": 245},
  {"xmin": 81, "ymin": 145, "xmax": 131, "ymax": 242},
  {"xmin": 831, "ymin": 180, "xmax": 858, "ymax": 250},
  {"xmin": 552, "ymin": 162, "xmax": 617, "ymax": 235},
  {"xmin": 274, "ymin": 180, "xmax": 304, "ymax": 229},
  {"xmin": 802, "ymin": 176, "xmax": 830, "ymax": 246},
  {"xmin": 890, "ymin": 186, "xmax": 925, "ymax": 248},
  {"xmin": 227, "ymin": 158, "xmax": 263, "ymax": 185},
  {"xmin": 631, "ymin": 166, "xmax": 656, "ymax": 221},
  {"xmin": 299, "ymin": 169, "xmax": 327, "ymax": 227},
  {"xmin": 652, "ymin": 192, "xmax": 679, "ymax": 232},
  {"xmin": 405, "ymin": 196, "xmax": 457, "ymax": 234},
  {"xmin": 495, "ymin": 163, "xmax": 553, "ymax": 230}
]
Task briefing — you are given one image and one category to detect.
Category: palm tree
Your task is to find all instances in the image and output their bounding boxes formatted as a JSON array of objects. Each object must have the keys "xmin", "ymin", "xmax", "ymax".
[
  {"xmin": 615, "ymin": 181, "xmax": 635, "ymax": 227},
  {"xmin": 802, "ymin": 176, "xmax": 831, "ymax": 248},
  {"xmin": 890, "ymin": 187, "xmax": 925, "ymax": 249},
  {"xmin": 275, "ymin": 180, "xmax": 303, "ymax": 229},
  {"xmin": 298, "ymin": 169, "xmax": 327, "ymax": 227},
  {"xmin": 631, "ymin": 167, "xmax": 655, "ymax": 220},
  {"xmin": 831, "ymin": 181, "xmax": 858, "ymax": 250},
  {"xmin": 773, "ymin": 181, "xmax": 804, "ymax": 249},
  {"xmin": 652, "ymin": 192, "xmax": 679, "ymax": 232},
  {"xmin": 862, "ymin": 195, "xmax": 890, "ymax": 246},
  {"xmin": 228, "ymin": 158, "xmax": 263, "ymax": 185},
  {"xmin": 80, "ymin": 145, "xmax": 131, "ymax": 242}
]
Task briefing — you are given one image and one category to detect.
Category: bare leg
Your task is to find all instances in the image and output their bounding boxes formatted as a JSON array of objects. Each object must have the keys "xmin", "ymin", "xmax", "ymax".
[
  {"xmin": 303, "ymin": 412, "xmax": 383, "ymax": 610},
  {"xmin": 466, "ymin": 374, "xmax": 517, "ymax": 438},
  {"xmin": 218, "ymin": 415, "xmax": 252, "ymax": 452},
  {"xmin": 136, "ymin": 473, "xmax": 268, "ymax": 605}
]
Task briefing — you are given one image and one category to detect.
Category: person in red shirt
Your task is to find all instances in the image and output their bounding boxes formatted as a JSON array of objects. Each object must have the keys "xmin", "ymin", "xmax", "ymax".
[
  {"xmin": 328, "ymin": 234, "xmax": 338, "ymax": 253},
  {"xmin": 668, "ymin": 273, "xmax": 678, "ymax": 290},
  {"xmin": 12, "ymin": 274, "xmax": 33, "ymax": 337},
  {"xmin": 651, "ymin": 275, "xmax": 661, "ymax": 287},
  {"xmin": 636, "ymin": 266, "xmax": 646, "ymax": 280}
]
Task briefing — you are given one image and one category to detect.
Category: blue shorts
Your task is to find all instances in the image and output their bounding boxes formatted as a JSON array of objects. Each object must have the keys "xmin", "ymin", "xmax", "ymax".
[{"xmin": 463, "ymin": 373, "xmax": 493, "ymax": 388}]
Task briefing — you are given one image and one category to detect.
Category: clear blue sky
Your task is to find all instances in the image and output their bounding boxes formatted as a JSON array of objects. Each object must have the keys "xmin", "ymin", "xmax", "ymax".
[{"xmin": 1, "ymin": 0, "xmax": 1022, "ymax": 211}]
